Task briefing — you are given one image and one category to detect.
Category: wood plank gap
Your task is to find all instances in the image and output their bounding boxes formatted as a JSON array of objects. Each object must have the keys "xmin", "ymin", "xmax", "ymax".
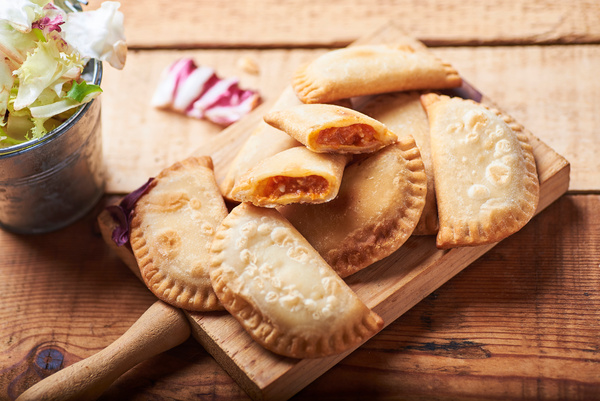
[
  {"xmin": 424, "ymin": 38, "xmax": 600, "ymax": 47},
  {"xmin": 565, "ymin": 190, "xmax": 600, "ymax": 195},
  {"xmin": 126, "ymin": 43, "xmax": 353, "ymax": 52},
  {"xmin": 126, "ymin": 39, "xmax": 600, "ymax": 52}
]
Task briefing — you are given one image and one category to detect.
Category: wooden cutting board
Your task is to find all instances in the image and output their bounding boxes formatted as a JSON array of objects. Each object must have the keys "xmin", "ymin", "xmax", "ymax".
[{"xmin": 98, "ymin": 22, "xmax": 570, "ymax": 401}]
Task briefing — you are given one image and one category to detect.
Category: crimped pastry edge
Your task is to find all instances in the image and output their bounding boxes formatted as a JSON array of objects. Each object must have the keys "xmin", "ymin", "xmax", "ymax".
[
  {"xmin": 421, "ymin": 94, "xmax": 540, "ymax": 249},
  {"xmin": 129, "ymin": 156, "xmax": 225, "ymax": 311},
  {"xmin": 208, "ymin": 203, "xmax": 384, "ymax": 359},
  {"xmin": 326, "ymin": 135, "xmax": 428, "ymax": 277},
  {"xmin": 292, "ymin": 45, "xmax": 462, "ymax": 104}
]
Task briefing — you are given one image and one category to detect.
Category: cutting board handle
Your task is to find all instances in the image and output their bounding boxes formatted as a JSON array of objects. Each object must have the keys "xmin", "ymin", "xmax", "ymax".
[{"xmin": 16, "ymin": 300, "xmax": 191, "ymax": 401}]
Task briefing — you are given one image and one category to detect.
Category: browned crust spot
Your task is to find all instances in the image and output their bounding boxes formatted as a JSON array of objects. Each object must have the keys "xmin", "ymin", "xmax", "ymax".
[{"xmin": 329, "ymin": 135, "xmax": 428, "ymax": 277}]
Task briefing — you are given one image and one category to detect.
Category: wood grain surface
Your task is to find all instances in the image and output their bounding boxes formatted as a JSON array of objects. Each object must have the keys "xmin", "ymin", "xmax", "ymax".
[
  {"xmin": 100, "ymin": 44, "xmax": 599, "ymax": 194},
  {"xmin": 93, "ymin": 45, "xmax": 571, "ymax": 397},
  {"xmin": 2, "ymin": 194, "xmax": 598, "ymax": 400},
  {"xmin": 88, "ymin": 0, "xmax": 600, "ymax": 48},
  {"xmin": 1, "ymin": 0, "xmax": 599, "ymax": 400}
]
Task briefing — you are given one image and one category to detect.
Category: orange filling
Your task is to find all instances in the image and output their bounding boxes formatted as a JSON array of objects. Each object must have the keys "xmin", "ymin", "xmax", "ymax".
[
  {"xmin": 316, "ymin": 124, "xmax": 378, "ymax": 148},
  {"xmin": 261, "ymin": 175, "xmax": 328, "ymax": 199}
]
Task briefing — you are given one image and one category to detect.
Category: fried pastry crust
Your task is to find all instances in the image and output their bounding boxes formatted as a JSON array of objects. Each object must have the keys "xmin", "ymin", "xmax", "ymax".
[
  {"xmin": 421, "ymin": 93, "xmax": 540, "ymax": 249},
  {"xmin": 209, "ymin": 203, "xmax": 384, "ymax": 358},
  {"xmin": 130, "ymin": 156, "xmax": 228, "ymax": 311},
  {"xmin": 219, "ymin": 86, "xmax": 303, "ymax": 201},
  {"xmin": 293, "ymin": 44, "xmax": 461, "ymax": 104},
  {"xmin": 264, "ymin": 103, "xmax": 397, "ymax": 154},
  {"xmin": 360, "ymin": 91, "xmax": 438, "ymax": 235},
  {"xmin": 230, "ymin": 147, "xmax": 349, "ymax": 207},
  {"xmin": 280, "ymin": 136, "xmax": 427, "ymax": 277}
]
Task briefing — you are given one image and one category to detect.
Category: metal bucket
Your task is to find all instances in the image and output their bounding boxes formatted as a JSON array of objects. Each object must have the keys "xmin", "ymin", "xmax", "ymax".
[{"xmin": 0, "ymin": 60, "xmax": 104, "ymax": 234}]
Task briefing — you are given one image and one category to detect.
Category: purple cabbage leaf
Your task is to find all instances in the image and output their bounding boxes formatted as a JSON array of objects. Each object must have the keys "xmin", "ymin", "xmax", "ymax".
[{"xmin": 106, "ymin": 177, "xmax": 154, "ymax": 246}]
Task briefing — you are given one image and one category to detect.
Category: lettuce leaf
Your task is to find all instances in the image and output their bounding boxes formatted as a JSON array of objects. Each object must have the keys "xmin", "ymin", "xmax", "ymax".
[
  {"xmin": 0, "ymin": 21, "xmax": 38, "ymax": 66},
  {"xmin": 29, "ymin": 81, "xmax": 102, "ymax": 120},
  {"xmin": 13, "ymin": 36, "xmax": 83, "ymax": 110},
  {"xmin": 31, "ymin": 5, "xmax": 65, "ymax": 36},
  {"xmin": 66, "ymin": 80, "xmax": 102, "ymax": 103},
  {"xmin": 0, "ymin": 0, "xmax": 50, "ymax": 33},
  {"xmin": 30, "ymin": 114, "xmax": 49, "ymax": 139},
  {"xmin": 0, "ymin": 1, "xmax": 126, "ymax": 147},
  {"xmin": 0, "ymin": 61, "xmax": 14, "ymax": 116}
]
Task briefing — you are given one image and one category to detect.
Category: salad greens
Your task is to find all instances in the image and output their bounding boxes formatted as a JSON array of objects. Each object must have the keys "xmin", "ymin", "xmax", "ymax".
[{"xmin": 0, "ymin": 0, "xmax": 126, "ymax": 147}]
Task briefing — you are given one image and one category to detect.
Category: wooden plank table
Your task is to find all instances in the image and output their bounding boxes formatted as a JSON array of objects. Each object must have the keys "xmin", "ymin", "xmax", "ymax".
[{"xmin": 2, "ymin": 1, "xmax": 599, "ymax": 400}]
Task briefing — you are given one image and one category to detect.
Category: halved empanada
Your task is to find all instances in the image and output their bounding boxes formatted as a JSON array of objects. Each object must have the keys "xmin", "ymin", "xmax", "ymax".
[
  {"xmin": 293, "ymin": 44, "xmax": 462, "ymax": 104},
  {"xmin": 209, "ymin": 202, "xmax": 384, "ymax": 359},
  {"xmin": 360, "ymin": 91, "xmax": 438, "ymax": 235},
  {"xmin": 219, "ymin": 87, "xmax": 353, "ymax": 201},
  {"xmin": 230, "ymin": 146, "xmax": 349, "ymax": 207},
  {"xmin": 280, "ymin": 136, "xmax": 427, "ymax": 277},
  {"xmin": 264, "ymin": 104, "xmax": 397, "ymax": 154},
  {"xmin": 219, "ymin": 86, "xmax": 303, "ymax": 200},
  {"xmin": 420, "ymin": 93, "xmax": 540, "ymax": 249},
  {"xmin": 130, "ymin": 156, "xmax": 228, "ymax": 311}
]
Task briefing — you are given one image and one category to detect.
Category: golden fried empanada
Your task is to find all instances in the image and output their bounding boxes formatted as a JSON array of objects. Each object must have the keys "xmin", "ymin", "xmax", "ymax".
[
  {"xmin": 293, "ymin": 45, "xmax": 462, "ymax": 104},
  {"xmin": 420, "ymin": 93, "xmax": 540, "ymax": 249},
  {"xmin": 219, "ymin": 86, "xmax": 303, "ymax": 200},
  {"xmin": 264, "ymin": 104, "xmax": 397, "ymax": 154},
  {"xmin": 360, "ymin": 91, "xmax": 438, "ymax": 235},
  {"xmin": 130, "ymin": 156, "xmax": 228, "ymax": 311},
  {"xmin": 209, "ymin": 202, "xmax": 384, "ymax": 358},
  {"xmin": 230, "ymin": 146, "xmax": 349, "ymax": 207},
  {"xmin": 280, "ymin": 136, "xmax": 427, "ymax": 277}
]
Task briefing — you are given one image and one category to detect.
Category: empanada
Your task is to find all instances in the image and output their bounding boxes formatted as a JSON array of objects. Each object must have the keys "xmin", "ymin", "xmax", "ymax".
[
  {"xmin": 264, "ymin": 104, "xmax": 397, "ymax": 154},
  {"xmin": 360, "ymin": 91, "xmax": 438, "ymax": 235},
  {"xmin": 420, "ymin": 93, "xmax": 540, "ymax": 249},
  {"xmin": 130, "ymin": 156, "xmax": 228, "ymax": 311},
  {"xmin": 280, "ymin": 136, "xmax": 427, "ymax": 277},
  {"xmin": 209, "ymin": 202, "xmax": 384, "ymax": 359},
  {"xmin": 219, "ymin": 86, "xmax": 303, "ymax": 200},
  {"xmin": 293, "ymin": 44, "xmax": 462, "ymax": 104},
  {"xmin": 230, "ymin": 146, "xmax": 349, "ymax": 207}
]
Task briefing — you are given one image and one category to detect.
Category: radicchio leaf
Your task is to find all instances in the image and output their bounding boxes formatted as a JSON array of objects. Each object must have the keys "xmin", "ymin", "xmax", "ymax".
[
  {"xmin": 150, "ymin": 58, "xmax": 197, "ymax": 109},
  {"xmin": 203, "ymin": 84, "xmax": 261, "ymax": 125},
  {"xmin": 106, "ymin": 177, "xmax": 154, "ymax": 246},
  {"xmin": 31, "ymin": 13, "xmax": 64, "ymax": 36},
  {"xmin": 151, "ymin": 58, "xmax": 261, "ymax": 126},
  {"xmin": 172, "ymin": 66, "xmax": 216, "ymax": 112}
]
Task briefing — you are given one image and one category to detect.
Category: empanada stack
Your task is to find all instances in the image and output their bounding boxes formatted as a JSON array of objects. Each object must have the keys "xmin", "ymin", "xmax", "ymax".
[
  {"xmin": 112, "ymin": 38, "xmax": 543, "ymax": 362},
  {"xmin": 219, "ymin": 86, "xmax": 303, "ymax": 201}
]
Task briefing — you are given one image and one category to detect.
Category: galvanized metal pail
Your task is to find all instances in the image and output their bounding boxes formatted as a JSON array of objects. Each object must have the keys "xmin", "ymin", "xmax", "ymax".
[{"xmin": 0, "ymin": 60, "xmax": 104, "ymax": 234}]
